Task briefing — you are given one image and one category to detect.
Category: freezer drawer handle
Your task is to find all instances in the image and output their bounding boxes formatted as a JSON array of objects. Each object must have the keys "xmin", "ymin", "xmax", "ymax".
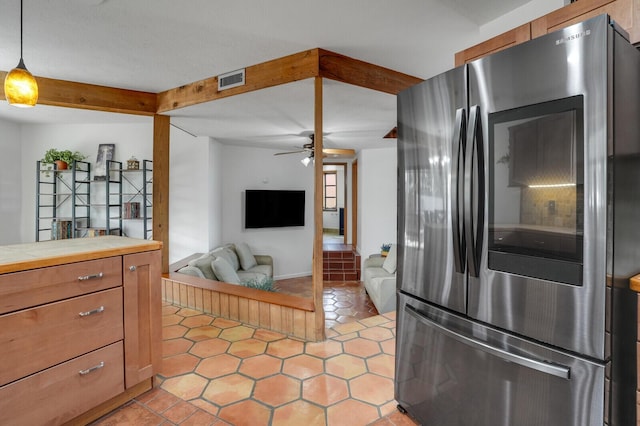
[{"xmin": 405, "ymin": 305, "xmax": 571, "ymax": 380}]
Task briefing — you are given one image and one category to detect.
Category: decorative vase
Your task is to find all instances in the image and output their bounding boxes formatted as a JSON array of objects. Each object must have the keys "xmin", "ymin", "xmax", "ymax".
[
  {"xmin": 54, "ymin": 160, "xmax": 68, "ymax": 170},
  {"xmin": 127, "ymin": 156, "xmax": 140, "ymax": 170}
]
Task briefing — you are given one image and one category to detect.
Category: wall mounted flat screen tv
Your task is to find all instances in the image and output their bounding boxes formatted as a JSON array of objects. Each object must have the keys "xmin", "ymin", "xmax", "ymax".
[{"xmin": 245, "ymin": 190, "xmax": 305, "ymax": 229}]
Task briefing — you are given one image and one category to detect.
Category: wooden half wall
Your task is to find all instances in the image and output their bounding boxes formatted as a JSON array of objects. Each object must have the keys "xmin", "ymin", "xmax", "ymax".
[{"xmin": 161, "ymin": 273, "xmax": 320, "ymax": 341}]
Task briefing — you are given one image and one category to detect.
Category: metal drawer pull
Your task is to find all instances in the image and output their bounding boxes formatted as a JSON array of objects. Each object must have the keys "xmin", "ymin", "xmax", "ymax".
[
  {"xmin": 79, "ymin": 361, "xmax": 105, "ymax": 376},
  {"xmin": 129, "ymin": 265, "xmax": 137, "ymax": 272},
  {"xmin": 78, "ymin": 272, "xmax": 104, "ymax": 281},
  {"xmin": 78, "ymin": 306, "xmax": 105, "ymax": 317}
]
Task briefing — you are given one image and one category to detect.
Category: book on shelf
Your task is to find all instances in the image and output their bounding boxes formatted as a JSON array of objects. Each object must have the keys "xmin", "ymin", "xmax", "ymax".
[
  {"xmin": 51, "ymin": 220, "xmax": 73, "ymax": 240},
  {"xmin": 123, "ymin": 202, "xmax": 141, "ymax": 219}
]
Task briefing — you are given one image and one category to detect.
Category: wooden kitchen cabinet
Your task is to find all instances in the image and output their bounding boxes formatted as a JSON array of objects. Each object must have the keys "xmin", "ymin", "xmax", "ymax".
[
  {"xmin": 123, "ymin": 249, "xmax": 162, "ymax": 388},
  {"xmin": 531, "ymin": 0, "xmax": 640, "ymax": 44},
  {"xmin": 455, "ymin": 0, "xmax": 640, "ymax": 66},
  {"xmin": 0, "ymin": 236, "xmax": 162, "ymax": 426},
  {"xmin": 455, "ymin": 23, "xmax": 531, "ymax": 66}
]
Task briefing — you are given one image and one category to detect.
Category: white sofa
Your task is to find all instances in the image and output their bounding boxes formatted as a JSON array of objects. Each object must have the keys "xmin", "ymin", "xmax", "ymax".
[
  {"xmin": 362, "ymin": 245, "xmax": 397, "ymax": 314},
  {"xmin": 176, "ymin": 243, "xmax": 273, "ymax": 288}
]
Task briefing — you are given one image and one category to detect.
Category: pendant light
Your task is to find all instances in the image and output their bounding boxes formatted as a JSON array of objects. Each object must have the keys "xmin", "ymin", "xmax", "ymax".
[{"xmin": 4, "ymin": 0, "xmax": 38, "ymax": 107}]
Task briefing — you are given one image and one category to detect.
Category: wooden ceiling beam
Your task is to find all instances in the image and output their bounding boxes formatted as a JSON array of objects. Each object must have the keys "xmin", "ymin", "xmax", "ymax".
[
  {"xmin": 2, "ymin": 48, "xmax": 421, "ymax": 115},
  {"xmin": 322, "ymin": 148, "xmax": 356, "ymax": 157},
  {"xmin": 0, "ymin": 71, "xmax": 156, "ymax": 116},
  {"xmin": 318, "ymin": 48, "xmax": 423, "ymax": 95},
  {"xmin": 156, "ymin": 49, "xmax": 320, "ymax": 113}
]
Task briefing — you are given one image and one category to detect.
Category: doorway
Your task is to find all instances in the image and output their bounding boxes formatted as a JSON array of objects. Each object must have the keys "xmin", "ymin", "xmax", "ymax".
[{"xmin": 322, "ymin": 163, "xmax": 350, "ymax": 245}]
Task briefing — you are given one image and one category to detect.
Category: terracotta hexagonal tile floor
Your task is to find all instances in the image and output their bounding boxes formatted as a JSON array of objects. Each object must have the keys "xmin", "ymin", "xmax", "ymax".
[
  {"xmin": 325, "ymin": 354, "xmax": 368, "ymax": 379},
  {"xmin": 161, "ymin": 373, "xmax": 209, "ymax": 401},
  {"xmin": 239, "ymin": 354, "xmax": 283, "ymax": 379},
  {"xmin": 305, "ymin": 339, "xmax": 344, "ymax": 358},
  {"xmin": 367, "ymin": 353, "xmax": 396, "ymax": 379},
  {"xmin": 272, "ymin": 399, "xmax": 326, "ymax": 426},
  {"xmin": 349, "ymin": 374, "xmax": 395, "ymax": 406},
  {"xmin": 162, "ymin": 337, "xmax": 193, "ymax": 357},
  {"xmin": 219, "ymin": 325, "xmax": 256, "ymax": 342},
  {"xmin": 189, "ymin": 337, "xmax": 231, "ymax": 358},
  {"xmin": 91, "ymin": 284, "xmax": 417, "ymax": 426},
  {"xmin": 160, "ymin": 353, "xmax": 200, "ymax": 377},
  {"xmin": 266, "ymin": 338, "xmax": 305, "ymax": 358},
  {"xmin": 253, "ymin": 375, "xmax": 301, "ymax": 407},
  {"xmin": 184, "ymin": 325, "xmax": 222, "ymax": 341},
  {"xmin": 343, "ymin": 337, "xmax": 382, "ymax": 358},
  {"xmin": 302, "ymin": 375, "xmax": 349, "ymax": 406},
  {"xmin": 228, "ymin": 338, "xmax": 268, "ymax": 358},
  {"xmin": 327, "ymin": 399, "xmax": 380, "ymax": 425},
  {"xmin": 218, "ymin": 399, "xmax": 271, "ymax": 426},
  {"xmin": 202, "ymin": 374, "xmax": 254, "ymax": 406},
  {"xmin": 195, "ymin": 354, "xmax": 240, "ymax": 379},
  {"xmin": 282, "ymin": 354, "xmax": 324, "ymax": 379}
]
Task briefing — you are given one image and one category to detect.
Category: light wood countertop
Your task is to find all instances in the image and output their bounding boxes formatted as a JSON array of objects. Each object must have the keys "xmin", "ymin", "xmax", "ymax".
[{"xmin": 0, "ymin": 236, "xmax": 162, "ymax": 274}]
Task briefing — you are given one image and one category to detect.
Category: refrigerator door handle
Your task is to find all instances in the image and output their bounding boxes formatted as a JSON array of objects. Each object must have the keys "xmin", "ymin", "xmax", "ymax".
[
  {"xmin": 464, "ymin": 105, "xmax": 485, "ymax": 277},
  {"xmin": 405, "ymin": 305, "xmax": 571, "ymax": 380},
  {"xmin": 451, "ymin": 108, "xmax": 466, "ymax": 274}
]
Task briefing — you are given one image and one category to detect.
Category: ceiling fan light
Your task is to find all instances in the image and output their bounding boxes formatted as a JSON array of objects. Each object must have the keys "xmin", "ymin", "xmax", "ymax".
[{"xmin": 4, "ymin": 58, "xmax": 38, "ymax": 107}]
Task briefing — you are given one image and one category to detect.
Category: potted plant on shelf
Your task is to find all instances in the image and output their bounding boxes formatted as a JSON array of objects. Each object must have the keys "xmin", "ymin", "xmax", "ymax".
[
  {"xmin": 381, "ymin": 243, "xmax": 392, "ymax": 257},
  {"xmin": 41, "ymin": 148, "xmax": 86, "ymax": 170}
]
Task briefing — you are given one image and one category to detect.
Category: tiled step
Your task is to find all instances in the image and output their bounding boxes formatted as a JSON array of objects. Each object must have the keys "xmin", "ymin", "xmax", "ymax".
[{"xmin": 323, "ymin": 249, "xmax": 361, "ymax": 281}]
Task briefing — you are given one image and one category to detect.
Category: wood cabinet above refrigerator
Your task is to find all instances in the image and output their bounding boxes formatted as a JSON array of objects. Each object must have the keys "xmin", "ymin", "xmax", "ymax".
[{"xmin": 455, "ymin": 0, "xmax": 640, "ymax": 66}]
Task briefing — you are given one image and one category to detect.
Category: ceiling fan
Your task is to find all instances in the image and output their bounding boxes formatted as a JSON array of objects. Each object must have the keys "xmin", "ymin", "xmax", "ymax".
[{"xmin": 274, "ymin": 134, "xmax": 356, "ymax": 165}]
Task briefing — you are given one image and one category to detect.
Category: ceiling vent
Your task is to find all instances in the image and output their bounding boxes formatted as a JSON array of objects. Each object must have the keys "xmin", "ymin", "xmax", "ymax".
[{"xmin": 218, "ymin": 69, "xmax": 245, "ymax": 91}]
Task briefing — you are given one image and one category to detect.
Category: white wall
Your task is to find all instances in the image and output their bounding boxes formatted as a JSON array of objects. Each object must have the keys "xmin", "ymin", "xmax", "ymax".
[
  {"xmin": 357, "ymin": 147, "xmax": 397, "ymax": 264},
  {"xmin": 220, "ymin": 144, "xmax": 314, "ymax": 279},
  {"xmin": 19, "ymin": 121, "xmax": 153, "ymax": 243},
  {"xmin": 168, "ymin": 127, "xmax": 214, "ymax": 263},
  {"xmin": 209, "ymin": 139, "xmax": 223, "ymax": 250},
  {"xmin": 479, "ymin": 0, "xmax": 565, "ymax": 41},
  {"xmin": 0, "ymin": 118, "xmax": 22, "ymax": 245},
  {"xmin": 8, "ymin": 120, "xmax": 314, "ymax": 276}
]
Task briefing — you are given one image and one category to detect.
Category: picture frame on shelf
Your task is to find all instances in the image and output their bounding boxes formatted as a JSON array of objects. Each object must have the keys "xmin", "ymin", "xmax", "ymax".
[{"xmin": 94, "ymin": 143, "xmax": 115, "ymax": 180}]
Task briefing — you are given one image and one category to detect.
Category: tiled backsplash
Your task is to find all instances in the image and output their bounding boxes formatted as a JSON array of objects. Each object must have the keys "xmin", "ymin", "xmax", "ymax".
[{"xmin": 520, "ymin": 186, "xmax": 578, "ymax": 229}]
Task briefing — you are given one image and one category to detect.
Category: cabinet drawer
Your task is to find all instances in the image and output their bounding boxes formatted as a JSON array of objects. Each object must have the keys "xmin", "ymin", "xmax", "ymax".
[
  {"xmin": 0, "ymin": 287, "xmax": 123, "ymax": 386},
  {"xmin": 0, "ymin": 341, "xmax": 125, "ymax": 426},
  {"xmin": 0, "ymin": 256, "xmax": 122, "ymax": 315}
]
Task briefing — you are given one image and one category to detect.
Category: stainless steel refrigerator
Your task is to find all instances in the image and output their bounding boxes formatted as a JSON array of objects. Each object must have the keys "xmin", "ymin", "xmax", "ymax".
[{"xmin": 395, "ymin": 15, "xmax": 640, "ymax": 425}]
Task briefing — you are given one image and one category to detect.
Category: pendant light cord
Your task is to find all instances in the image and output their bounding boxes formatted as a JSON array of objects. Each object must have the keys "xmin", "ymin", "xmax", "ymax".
[{"xmin": 20, "ymin": 0, "xmax": 24, "ymax": 59}]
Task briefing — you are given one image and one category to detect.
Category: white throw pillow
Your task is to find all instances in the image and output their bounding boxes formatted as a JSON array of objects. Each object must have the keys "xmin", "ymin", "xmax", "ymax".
[
  {"xmin": 177, "ymin": 265, "xmax": 205, "ymax": 278},
  {"xmin": 211, "ymin": 257, "xmax": 241, "ymax": 284},
  {"xmin": 187, "ymin": 253, "xmax": 217, "ymax": 280},
  {"xmin": 235, "ymin": 242, "xmax": 258, "ymax": 271},
  {"xmin": 210, "ymin": 245, "xmax": 240, "ymax": 271},
  {"xmin": 382, "ymin": 244, "xmax": 397, "ymax": 274}
]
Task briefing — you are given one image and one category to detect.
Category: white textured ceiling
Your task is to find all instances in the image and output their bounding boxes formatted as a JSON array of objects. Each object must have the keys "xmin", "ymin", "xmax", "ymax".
[{"xmin": 0, "ymin": 0, "xmax": 548, "ymax": 154}]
